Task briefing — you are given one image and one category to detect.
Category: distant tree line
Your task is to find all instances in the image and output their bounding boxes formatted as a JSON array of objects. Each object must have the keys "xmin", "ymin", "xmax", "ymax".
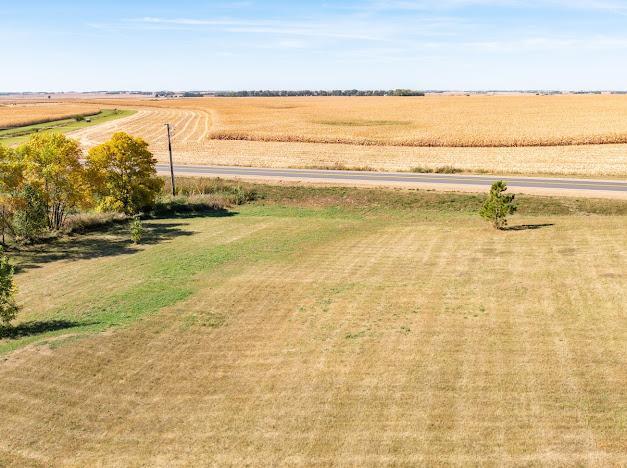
[
  {"xmin": 105, "ymin": 91, "xmax": 154, "ymax": 96},
  {"xmin": 212, "ymin": 89, "xmax": 425, "ymax": 97}
]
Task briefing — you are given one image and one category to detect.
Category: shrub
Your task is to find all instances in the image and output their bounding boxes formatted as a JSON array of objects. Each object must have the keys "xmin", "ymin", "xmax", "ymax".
[
  {"xmin": 64, "ymin": 211, "xmax": 128, "ymax": 235},
  {"xmin": 153, "ymin": 194, "xmax": 230, "ymax": 217},
  {"xmin": 0, "ymin": 247, "xmax": 18, "ymax": 327},
  {"xmin": 480, "ymin": 181, "xmax": 517, "ymax": 229},
  {"xmin": 410, "ymin": 166, "xmax": 462, "ymax": 174},
  {"xmin": 130, "ymin": 217, "xmax": 144, "ymax": 244},
  {"xmin": 165, "ymin": 178, "xmax": 258, "ymax": 206},
  {"xmin": 434, "ymin": 166, "xmax": 462, "ymax": 174},
  {"xmin": 230, "ymin": 185, "xmax": 258, "ymax": 205}
]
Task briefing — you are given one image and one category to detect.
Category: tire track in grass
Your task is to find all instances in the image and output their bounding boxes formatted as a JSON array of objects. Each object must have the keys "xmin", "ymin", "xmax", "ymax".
[{"xmin": 541, "ymin": 222, "xmax": 624, "ymax": 463}]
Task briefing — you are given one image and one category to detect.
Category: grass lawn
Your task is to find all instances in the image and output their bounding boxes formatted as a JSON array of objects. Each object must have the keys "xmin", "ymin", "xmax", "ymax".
[
  {"xmin": 0, "ymin": 185, "xmax": 625, "ymax": 465},
  {"xmin": 0, "ymin": 109, "xmax": 135, "ymax": 146}
]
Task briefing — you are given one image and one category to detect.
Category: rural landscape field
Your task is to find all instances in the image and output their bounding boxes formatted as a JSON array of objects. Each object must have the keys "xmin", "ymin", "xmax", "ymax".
[
  {"xmin": 3, "ymin": 94, "xmax": 627, "ymax": 176},
  {"xmin": 1, "ymin": 92, "xmax": 626, "ymax": 465},
  {"xmin": 1, "ymin": 184, "xmax": 626, "ymax": 465},
  {"xmin": 2, "ymin": 0, "xmax": 627, "ymax": 466}
]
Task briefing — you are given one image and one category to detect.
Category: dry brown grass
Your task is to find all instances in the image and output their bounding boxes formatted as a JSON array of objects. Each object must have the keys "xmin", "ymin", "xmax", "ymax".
[
  {"xmin": 0, "ymin": 102, "xmax": 101, "ymax": 129},
  {"xmin": 0, "ymin": 194, "xmax": 625, "ymax": 465},
  {"xmin": 170, "ymin": 139, "xmax": 627, "ymax": 177}
]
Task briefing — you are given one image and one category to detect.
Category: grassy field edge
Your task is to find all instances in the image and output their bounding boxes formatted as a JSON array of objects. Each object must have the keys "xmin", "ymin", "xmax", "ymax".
[{"xmin": 0, "ymin": 109, "xmax": 136, "ymax": 146}]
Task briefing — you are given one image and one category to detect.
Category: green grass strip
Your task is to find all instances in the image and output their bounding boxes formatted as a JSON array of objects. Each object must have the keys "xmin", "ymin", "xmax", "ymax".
[
  {"xmin": 0, "ymin": 216, "xmax": 351, "ymax": 354},
  {"xmin": 0, "ymin": 109, "xmax": 136, "ymax": 146}
]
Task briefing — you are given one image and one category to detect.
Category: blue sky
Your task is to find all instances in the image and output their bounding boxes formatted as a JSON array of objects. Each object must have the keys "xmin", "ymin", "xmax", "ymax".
[{"xmin": 2, "ymin": 0, "xmax": 627, "ymax": 91}]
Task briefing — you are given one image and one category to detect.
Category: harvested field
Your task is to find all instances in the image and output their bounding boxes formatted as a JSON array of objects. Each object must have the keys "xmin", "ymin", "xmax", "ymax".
[
  {"xmin": 0, "ymin": 102, "xmax": 101, "ymax": 129},
  {"xmin": 0, "ymin": 186, "xmax": 626, "ymax": 465},
  {"xmin": 69, "ymin": 107, "xmax": 211, "ymax": 154},
  {"xmin": 76, "ymin": 94, "xmax": 627, "ymax": 147},
  {"xmin": 203, "ymin": 95, "xmax": 627, "ymax": 147},
  {"xmin": 12, "ymin": 95, "xmax": 627, "ymax": 177}
]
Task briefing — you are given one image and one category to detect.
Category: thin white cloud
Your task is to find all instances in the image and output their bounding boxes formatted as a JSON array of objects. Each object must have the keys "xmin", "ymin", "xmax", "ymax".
[
  {"xmin": 87, "ymin": 5, "xmax": 627, "ymax": 59},
  {"xmin": 364, "ymin": 0, "xmax": 627, "ymax": 13},
  {"xmin": 133, "ymin": 17, "xmax": 265, "ymax": 26},
  {"xmin": 122, "ymin": 15, "xmax": 464, "ymax": 42},
  {"xmin": 464, "ymin": 35, "xmax": 627, "ymax": 51}
]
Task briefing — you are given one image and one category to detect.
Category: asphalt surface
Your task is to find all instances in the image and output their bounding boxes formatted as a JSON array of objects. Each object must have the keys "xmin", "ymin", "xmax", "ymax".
[{"xmin": 156, "ymin": 164, "xmax": 627, "ymax": 195}]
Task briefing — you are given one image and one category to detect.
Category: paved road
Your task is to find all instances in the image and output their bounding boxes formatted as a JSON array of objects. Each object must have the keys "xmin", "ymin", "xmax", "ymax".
[{"xmin": 157, "ymin": 164, "xmax": 627, "ymax": 197}]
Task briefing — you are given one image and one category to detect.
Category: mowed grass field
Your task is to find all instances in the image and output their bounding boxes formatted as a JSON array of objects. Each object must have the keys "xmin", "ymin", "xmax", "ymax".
[
  {"xmin": 0, "ymin": 184, "xmax": 625, "ymax": 465},
  {"xmin": 61, "ymin": 94, "xmax": 627, "ymax": 177}
]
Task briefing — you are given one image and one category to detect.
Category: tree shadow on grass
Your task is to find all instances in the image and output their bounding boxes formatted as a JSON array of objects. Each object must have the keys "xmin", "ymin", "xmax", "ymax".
[
  {"xmin": 140, "ymin": 208, "xmax": 239, "ymax": 244},
  {"xmin": 503, "ymin": 223, "xmax": 554, "ymax": 231},
  {"xmin": 0, "ymin": 319, "xmax": 93, "ymax": 340},
  {"xmin": 151, "ymin": 205, "xmax": 238, "ymax": 219},
  {"xmin": 13, "ymin": 236, "xmax": 139, "ymax": 273},
  {"xmin": 13, "ymin": 208, "xmax": 237, "ymax": 273}
]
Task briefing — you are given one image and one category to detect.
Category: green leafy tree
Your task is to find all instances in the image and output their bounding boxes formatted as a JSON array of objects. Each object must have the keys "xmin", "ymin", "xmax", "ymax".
[
  {"xmin": 0, "ymin": 247, "xmax": 19, "ymax": 327},
  {"xmin": 12, "ymin": 185, "xmax": 48, "ymax": 242},
  {"xmin": 17, "ymin": 133, "xmax": 91, "ymax": 231},
  {"xmin": 86, "ymin": 132, "xmax": 164, "ymax": 215},
  {"xmin": 480, "ymin": 181, "xmax": 517, "ymax": 229}
]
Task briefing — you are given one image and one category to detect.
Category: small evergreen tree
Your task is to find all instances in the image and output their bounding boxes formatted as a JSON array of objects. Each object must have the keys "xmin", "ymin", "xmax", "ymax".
[
  {"xmin": 480, "ymin": 181, "xmax": 517, "ymax": 229},
  {"xmin": 0, "ymin": 247, "xmax": 18, "ymax": 327},
  {"xmin": 130, "ymin": 217, "xmax": 144, "ymax": 244}
]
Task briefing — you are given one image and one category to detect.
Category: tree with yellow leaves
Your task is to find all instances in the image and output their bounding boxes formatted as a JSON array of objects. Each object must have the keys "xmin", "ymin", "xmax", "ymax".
[
  {"xmin": 16, "ymin": 133, "xmax": 91, "ymax": 231},
  {"xmin": 0, "ymin": 144, "xmax": 24, "ymax": 244},
  {"xmin": 86, "ymin": 132, "xmax": 163, "ymax": 215}
]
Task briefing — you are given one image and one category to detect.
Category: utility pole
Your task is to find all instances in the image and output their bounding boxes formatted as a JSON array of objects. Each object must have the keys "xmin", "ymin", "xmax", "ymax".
[{"xmin": 165, "ymin": 123, "xmax": 176, "ymax": 195}]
